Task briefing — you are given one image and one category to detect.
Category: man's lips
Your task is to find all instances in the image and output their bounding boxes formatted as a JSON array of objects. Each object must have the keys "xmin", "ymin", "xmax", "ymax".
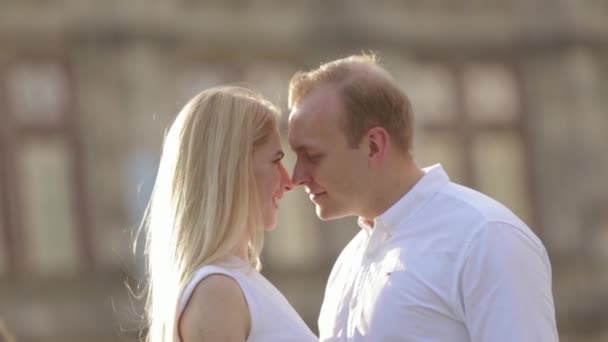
[{"xmin": 309, "ymin": 191, "xmax": 327, "ymax": 201}]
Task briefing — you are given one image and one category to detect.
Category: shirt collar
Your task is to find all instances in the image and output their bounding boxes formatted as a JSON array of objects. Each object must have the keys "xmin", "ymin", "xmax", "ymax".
[{"xmin": 358, "ymin": 164, "xmax": 450, "ymax": 236}]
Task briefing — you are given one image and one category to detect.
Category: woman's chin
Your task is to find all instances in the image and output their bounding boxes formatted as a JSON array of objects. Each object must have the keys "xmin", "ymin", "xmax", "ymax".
[
  {"xmin": 261, "ymin": 207, "xmax": 280, "ymax": 231},
  {"xmin": 264, "ymin": 221, "xmax": 278, "ymax": 231},
  {"xmin": 263, "ymin": 215, "xmax": 278, "ymax": 231}
]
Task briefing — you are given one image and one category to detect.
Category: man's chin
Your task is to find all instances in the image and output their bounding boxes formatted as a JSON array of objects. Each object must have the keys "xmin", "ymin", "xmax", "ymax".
[{"xmin": 315, "ymin": 206, "xmax": 349, "ymax": 221}]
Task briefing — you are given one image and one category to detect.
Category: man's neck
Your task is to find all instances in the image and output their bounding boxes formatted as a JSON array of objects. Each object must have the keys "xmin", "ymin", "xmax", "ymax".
[{"xmin": 361, "ymin": 161, "xmax": 424, "ymax": 226}]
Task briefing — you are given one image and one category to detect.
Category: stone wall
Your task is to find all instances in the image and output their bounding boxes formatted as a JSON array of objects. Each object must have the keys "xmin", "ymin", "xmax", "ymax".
[{"xmin": 0, "ymin": 1, "xmax": 607, "ymax": 341}]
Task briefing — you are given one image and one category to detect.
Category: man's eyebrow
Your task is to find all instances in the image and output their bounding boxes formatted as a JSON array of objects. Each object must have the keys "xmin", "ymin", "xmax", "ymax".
[
  {"xmin": 292, "ymin": 146, "xmax": 314, "ymax": 154},
  {"xmin": 275, "ymin": 150, "xmax": 285, "ymax": 158},
  {"xmin": 291, "ymin": 142, "xmax": 316, "ymax": 152}
]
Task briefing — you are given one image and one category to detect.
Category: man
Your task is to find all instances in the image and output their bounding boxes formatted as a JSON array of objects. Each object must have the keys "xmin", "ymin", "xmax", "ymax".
[{"xmin": 287, "ymin": 54, "xmax": 559, "ymax": 341}]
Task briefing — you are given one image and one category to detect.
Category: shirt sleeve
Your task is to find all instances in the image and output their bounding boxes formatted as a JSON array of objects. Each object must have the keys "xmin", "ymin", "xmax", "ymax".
[{"xmin": 461, "ymin": 222, "xmax": 559, "ymax": 342}]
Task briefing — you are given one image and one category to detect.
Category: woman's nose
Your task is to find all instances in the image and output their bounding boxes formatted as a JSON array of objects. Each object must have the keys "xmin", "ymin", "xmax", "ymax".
[{"xmin": 280, "ymin": 163, "xmax": 294, "ymax": 192}]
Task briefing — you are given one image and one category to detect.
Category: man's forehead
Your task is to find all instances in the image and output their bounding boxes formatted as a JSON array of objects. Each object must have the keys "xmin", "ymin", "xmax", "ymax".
[
  {"xmin": 296, "ymin": 84, "xmax": 339, "ymax": 112},
  {"xmin": 289, "ymin": 139, "xmax": 322, "ymax": 154},
  {"xmin": 288, "ymin": 95, "xmax": 318, "ymax": 124},
  {"xmin": 288, "ymin": 112, "xmax": 321, "ymax": 150},
  {"xmin": 289, "ymin": 88, "xmax": 342, "ymax": 125},
  {"xmin": 287, "ymin": 84, "xmax": 343, "ymax": 147},
  {"xmin": 288, "ymin": 101, "xmax": 315, "ymax": 133},
  {"xmin": 287, "ymin": 115, "xmax": 308, "ymax": 149},
  {"xmin": 287, "ymin": 105, "xmax": 304, "ymax": 124}
]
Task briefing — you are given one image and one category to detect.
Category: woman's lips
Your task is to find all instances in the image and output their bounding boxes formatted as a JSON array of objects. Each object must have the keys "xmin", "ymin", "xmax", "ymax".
[{"xmin": 272, "ymin": 196, "xmax": 279, "ymax": 209}]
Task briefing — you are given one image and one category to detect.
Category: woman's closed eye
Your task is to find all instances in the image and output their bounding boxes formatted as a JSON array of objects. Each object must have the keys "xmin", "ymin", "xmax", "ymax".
[{"xmin": 273, "ymin": 151, "xmax": 285, "ymax": 164}]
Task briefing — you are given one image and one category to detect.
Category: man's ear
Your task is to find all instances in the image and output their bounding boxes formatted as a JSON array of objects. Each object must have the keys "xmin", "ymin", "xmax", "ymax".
[{"xmin": 366, "ymin": 126, "xmax": 390, "ymax": 165}]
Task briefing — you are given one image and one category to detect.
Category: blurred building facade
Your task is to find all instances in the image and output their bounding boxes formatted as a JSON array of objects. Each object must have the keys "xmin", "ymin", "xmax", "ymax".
[{"xmin": 0, "ymin": 1, "xmax": 607, "ymax": 341}]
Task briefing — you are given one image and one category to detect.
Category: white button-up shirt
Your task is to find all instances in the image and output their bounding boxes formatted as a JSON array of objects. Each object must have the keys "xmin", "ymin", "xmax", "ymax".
[{"xmin": 318, "ymin": 164, "xmax": 558, "ymax": 342}]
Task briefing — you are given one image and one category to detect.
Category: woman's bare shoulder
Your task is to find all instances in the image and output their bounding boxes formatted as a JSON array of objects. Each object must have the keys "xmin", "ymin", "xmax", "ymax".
[{"xmin": 179, "ymin": 274, "xmax": 250, "ymax": 342}]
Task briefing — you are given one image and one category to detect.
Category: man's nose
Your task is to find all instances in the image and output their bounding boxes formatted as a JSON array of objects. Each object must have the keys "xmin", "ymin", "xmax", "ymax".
[{"xmin": 291, "ymin": 161, "xmax": 310, "ymax": 187}]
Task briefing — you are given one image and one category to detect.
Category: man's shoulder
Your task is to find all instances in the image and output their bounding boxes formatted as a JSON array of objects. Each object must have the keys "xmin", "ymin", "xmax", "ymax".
[
  {"xmin": 439, "ymin": 184, "xmax": 544, "ymax": 257},
  {"xmin": 340, "ymin": 229, "xmax": 367, "ymax": 253},
  {"xmin": 329, "ymin": 229, "xmax": 367, "ymax": 268},
  {"xmin": 436, "ymin": 181, "xmax": 525, "ymax": 227}
]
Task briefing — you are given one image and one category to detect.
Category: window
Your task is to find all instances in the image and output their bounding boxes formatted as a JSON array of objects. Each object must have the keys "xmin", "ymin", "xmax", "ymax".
[
  {"xmin": 396, "ymin": 59, "xmax": 537, "ymax": 229},
  {"xmin": 0, "ymin": 155, "xmax": 6, "ymax": 276},
  {"xmin": 0, "ymin": 60, "xmax": 90, "ymax": 276}
]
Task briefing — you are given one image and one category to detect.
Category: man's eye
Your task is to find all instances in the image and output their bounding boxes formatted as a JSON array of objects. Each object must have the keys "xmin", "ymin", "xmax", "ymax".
[{"xmin": 308, "ymin": 154, "xmax": 322, "ymax": 162}]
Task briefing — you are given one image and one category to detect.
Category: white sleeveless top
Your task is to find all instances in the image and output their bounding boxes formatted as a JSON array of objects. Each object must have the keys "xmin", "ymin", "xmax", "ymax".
[{"xmin": 176, "ymin": 256, "xmax": 318, "ymax": 342}]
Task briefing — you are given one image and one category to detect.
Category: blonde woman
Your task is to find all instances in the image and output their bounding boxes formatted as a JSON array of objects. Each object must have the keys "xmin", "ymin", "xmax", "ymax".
[{"xmin": 141, "ymin": 86, "xmax": 318, "ymax": 342}]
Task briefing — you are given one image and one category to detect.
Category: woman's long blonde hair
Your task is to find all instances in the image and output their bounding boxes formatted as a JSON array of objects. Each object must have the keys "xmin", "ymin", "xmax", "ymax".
[
  {"xmin": 140, "ymin": 86, "xmax": 280, "ymax": 342},
  {"xmin": 0, "ymin": 318, "xmax": 16, "ymax": 342}
]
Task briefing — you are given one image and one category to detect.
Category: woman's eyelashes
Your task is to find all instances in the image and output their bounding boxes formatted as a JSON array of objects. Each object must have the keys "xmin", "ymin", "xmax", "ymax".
[{"xmin": 273, "ymin": 151, "xmax": 285, "ymax": 164}]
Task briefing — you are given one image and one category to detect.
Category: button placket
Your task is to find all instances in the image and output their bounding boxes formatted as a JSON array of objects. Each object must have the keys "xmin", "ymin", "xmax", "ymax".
[
  {"xmin": 356, "ymin": 231, "xmax": 396, "ymax": 333},
  {"xmin": 350, "ymin": 248, "xmax": 378, "ymax": 336},
  {"xmin": 347, "ymin": 235, "xmax": 376, "ymax": 336}
]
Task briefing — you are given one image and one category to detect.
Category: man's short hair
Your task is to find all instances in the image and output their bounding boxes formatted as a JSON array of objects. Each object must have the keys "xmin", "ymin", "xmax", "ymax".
[{"xmin": 288, "ymin": 54, "xmax": 413, "ymax": 153}]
